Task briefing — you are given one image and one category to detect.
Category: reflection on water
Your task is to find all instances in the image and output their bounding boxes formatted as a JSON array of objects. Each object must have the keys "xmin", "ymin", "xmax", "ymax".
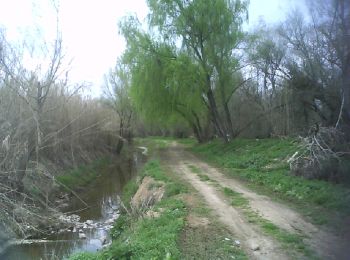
[{"xmin": 3, "ymin": 151, "xmax": 145, "ymax": 260}]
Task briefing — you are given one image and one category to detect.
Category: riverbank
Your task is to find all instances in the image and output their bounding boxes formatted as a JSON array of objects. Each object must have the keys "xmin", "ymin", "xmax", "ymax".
[
  {"xmin": 70, "ymin": 153, "xmax": 247, "ymax": 259},
  {"xmin": 2, "ymin": 147, "xmax": 144, "ymax": 260},
  {"xmin": 65, "ymin": 137, "xmax": 350, "ymax": 259}
]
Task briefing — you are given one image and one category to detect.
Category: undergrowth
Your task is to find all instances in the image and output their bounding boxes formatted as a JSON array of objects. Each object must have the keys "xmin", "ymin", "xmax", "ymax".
[{"xmin": 56, "ymin": 157, "xmax": 111, "ymax": 190}]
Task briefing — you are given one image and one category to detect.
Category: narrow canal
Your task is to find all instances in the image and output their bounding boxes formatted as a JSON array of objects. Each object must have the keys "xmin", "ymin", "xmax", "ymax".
[{"xmin": 3, "ymin": 150, "xmax": 145, "ymax": 260}]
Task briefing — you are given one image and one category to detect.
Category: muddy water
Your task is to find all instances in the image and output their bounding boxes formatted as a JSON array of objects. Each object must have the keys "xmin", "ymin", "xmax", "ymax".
[{"xmin": 3, "ymin": 151, "xmax": 145, "ymax": 260}]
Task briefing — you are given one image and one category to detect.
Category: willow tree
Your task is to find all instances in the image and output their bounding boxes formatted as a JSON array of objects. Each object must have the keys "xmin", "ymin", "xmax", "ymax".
[
  {"xmin": 147, "ymin": 0, "xmax": 249, "ymax": 142},
  {"xmin": 120, "ymin": 17, "xmax": 209, "ymax": 142}
]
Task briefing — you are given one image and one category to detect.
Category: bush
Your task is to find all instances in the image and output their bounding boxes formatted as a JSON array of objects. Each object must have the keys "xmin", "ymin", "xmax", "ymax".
[{"xmin": 290, "ymin": 127, "xmax": 350, "ymax": 181}]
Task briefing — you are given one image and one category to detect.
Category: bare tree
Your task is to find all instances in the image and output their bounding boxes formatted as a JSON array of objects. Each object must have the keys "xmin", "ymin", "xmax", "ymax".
[{"xmin": 103, "ymin": 62, "xmax": 134, "ymax": 154}]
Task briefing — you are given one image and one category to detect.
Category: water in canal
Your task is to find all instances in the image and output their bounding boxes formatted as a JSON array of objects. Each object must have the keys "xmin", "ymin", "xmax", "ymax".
[{"xmin": 3, "ymin": 151, "xmax": 145, "ymax": 260}]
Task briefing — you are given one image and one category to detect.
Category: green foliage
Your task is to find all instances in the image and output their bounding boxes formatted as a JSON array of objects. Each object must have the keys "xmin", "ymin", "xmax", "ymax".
[
  {"xmin": 121, "ymin": 180, "xmax": 139, "ymax": 208},
  {"xmin": 120, "ymin": 18, "xmax": 205, "ymax": 129},
  {"xmin": 102, "ymin": 62, "xmax": 134, "ymax": 154},
  {"xmin": 192, "ymin": 139, "xmax": 350, "ymax": 214},
  {"xmin": 145, "ymin": 0, "xmax": 249, "ymax": 141},
  {"xmin": 110, "ymin": 214, "xmax": 130, "ymax": 240},
  {"xmin": 69, "ymin": 252, "xmax": 98, "ymax": 260},
  {"xmin": 56, "ymin": 158, "xmax": 110, "ymax": 190},
  {"xmin": 120, "ymin": 0, "xmax": 250, "ymax": 142}
]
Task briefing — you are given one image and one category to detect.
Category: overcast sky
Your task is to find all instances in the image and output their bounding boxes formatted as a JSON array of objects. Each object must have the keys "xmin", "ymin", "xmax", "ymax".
[{"xmin": 0, "ymin": 0, "xmax": 306, "ymax": 96}]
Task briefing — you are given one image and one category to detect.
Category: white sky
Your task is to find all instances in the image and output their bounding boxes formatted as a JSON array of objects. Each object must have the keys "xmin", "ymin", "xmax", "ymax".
[{"xmin": 0, "ymin": 0, "xmax": 306, "ymax": 96}]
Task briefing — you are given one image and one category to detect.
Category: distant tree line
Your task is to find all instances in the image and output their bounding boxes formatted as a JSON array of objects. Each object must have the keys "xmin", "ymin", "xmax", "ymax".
[
  {"xmin": 101, "ymin": 0, "xmax": 349, "ymax": 181},
  {"xmin": 113, "ymin": 0, "xmax": 349, "ymax": 143}
]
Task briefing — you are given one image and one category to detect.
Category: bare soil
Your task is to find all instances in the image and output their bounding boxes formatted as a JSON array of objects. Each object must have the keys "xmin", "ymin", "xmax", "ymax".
[{"xmin": 163, "ymin": 143, "xmax": 350, "ymax": 260}]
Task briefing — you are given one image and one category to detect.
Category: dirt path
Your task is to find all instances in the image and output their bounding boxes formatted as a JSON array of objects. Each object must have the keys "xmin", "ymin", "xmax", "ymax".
[{"xmin": 163, "ymin": 143, "xmax": 349, "ymax": 260}]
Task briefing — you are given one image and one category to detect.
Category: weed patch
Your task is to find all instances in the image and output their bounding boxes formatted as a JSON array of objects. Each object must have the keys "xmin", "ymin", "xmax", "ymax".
[
  {"xmin": 197, "ymin": 174, "xmax": 210, "ymax": 182},
  {"xmin": 141, "ymin": 159, "xmax": 169, "ymax": 182},
  {"xmin": 187, "ymin": 164, "xmax": 212, "ymax": 182},
  {"xmin": 222, "ymin": 187, "xmax": 249, "ymax": 208},
  {"xmin": 165, "ymin": 182, "xmax": 188, "ymax": 198},
  {"xmin": 57, "ymin": 158, "xmax": 110, "ymax": 190},
  {"xmin": 101, "ymin": 198, "xmax": 187, "ymax": 260}
]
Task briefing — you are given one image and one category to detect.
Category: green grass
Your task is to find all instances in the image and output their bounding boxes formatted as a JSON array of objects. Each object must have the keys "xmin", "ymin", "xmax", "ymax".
[
  {"xmin": 104, "ymin": 198, "xmax": 187, "ymax": 260},
  {"xmin": 70, "ymin": 160, "xmax": 188, "ymax": 260},
  {"xmin": 222, "ymin": 187, "xmax": 249, "ymax": 207},
  {"xmin": 188, "ymin": 164, "xmax": 212, "ymax": 182},
  {"xmin": 121, "ymin": 179, "xmax": 139, "ymax": 208},
  {"xmin": 69, "ymin": 252, "xmax": 97, "ymax": 260},
  {"xmin": 176, "ymin": 138, "xmax": 197, "ymax": 147},
  {"xmin": 245, "ymin": 210, "xmax": 312, "ymax": 257},
  {"xmin": 56, "ymin": 158, "xmax": 110, "ymax": 190},
  {"xmin": 165, "ymin": 182, "xmax": 188, "ymax": 198},
  {"xmin": 191, "ymin": 138, "xmax": 350, "ymax": 217},
  {"xmin": 72, "ymin": 198, "xmax": 186, "ymax": 260},
  {"xmin": 197, "ymin": 174, "xmax": 211, "ymax": 182},
  {"xmin": 188, "ymin": 164, "xmax": 201, "ymax": 174},
  {"xmin": 70, "ymin": 156, "xmax": 247, "ymax": 260},
  {"xmin": 140, "ymin": 159, "xmax": 170, "ymax": 182},
  {"xmin": 221, "ymin": 186, "xmax": 313, "ymax": 257}
]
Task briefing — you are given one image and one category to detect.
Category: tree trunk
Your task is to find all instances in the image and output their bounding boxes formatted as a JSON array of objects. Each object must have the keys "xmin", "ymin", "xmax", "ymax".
[
  {"xmin": 116, "ymin": 139, "xmax": 124, "ymax": 155},
  {"xmin": 338, "ymin": 0, "xmax": 350, "ymax": 137},
  {"xmin": 341, "ymin": 65, "xmax": 350, "ymax": 138},
  {"xmin": 191, "ymin": 123, "xmax": 203, "ymax": 143},
  {"xmin": 116, "ymin": 119, "xmax": 125, "ymax": 154},
  {"xmin": 206, "ymin": 87, "xmax": 228, "ymax": 142},
  {"xmin": 223, "ymin": 101, "xmax": 234, "ymax": 138}
]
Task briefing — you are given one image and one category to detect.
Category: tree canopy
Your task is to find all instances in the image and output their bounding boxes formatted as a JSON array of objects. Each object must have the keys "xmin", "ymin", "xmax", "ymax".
[{"xmin": 120, "ymin": 0, "xmax": 249, "ymax": 142}]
